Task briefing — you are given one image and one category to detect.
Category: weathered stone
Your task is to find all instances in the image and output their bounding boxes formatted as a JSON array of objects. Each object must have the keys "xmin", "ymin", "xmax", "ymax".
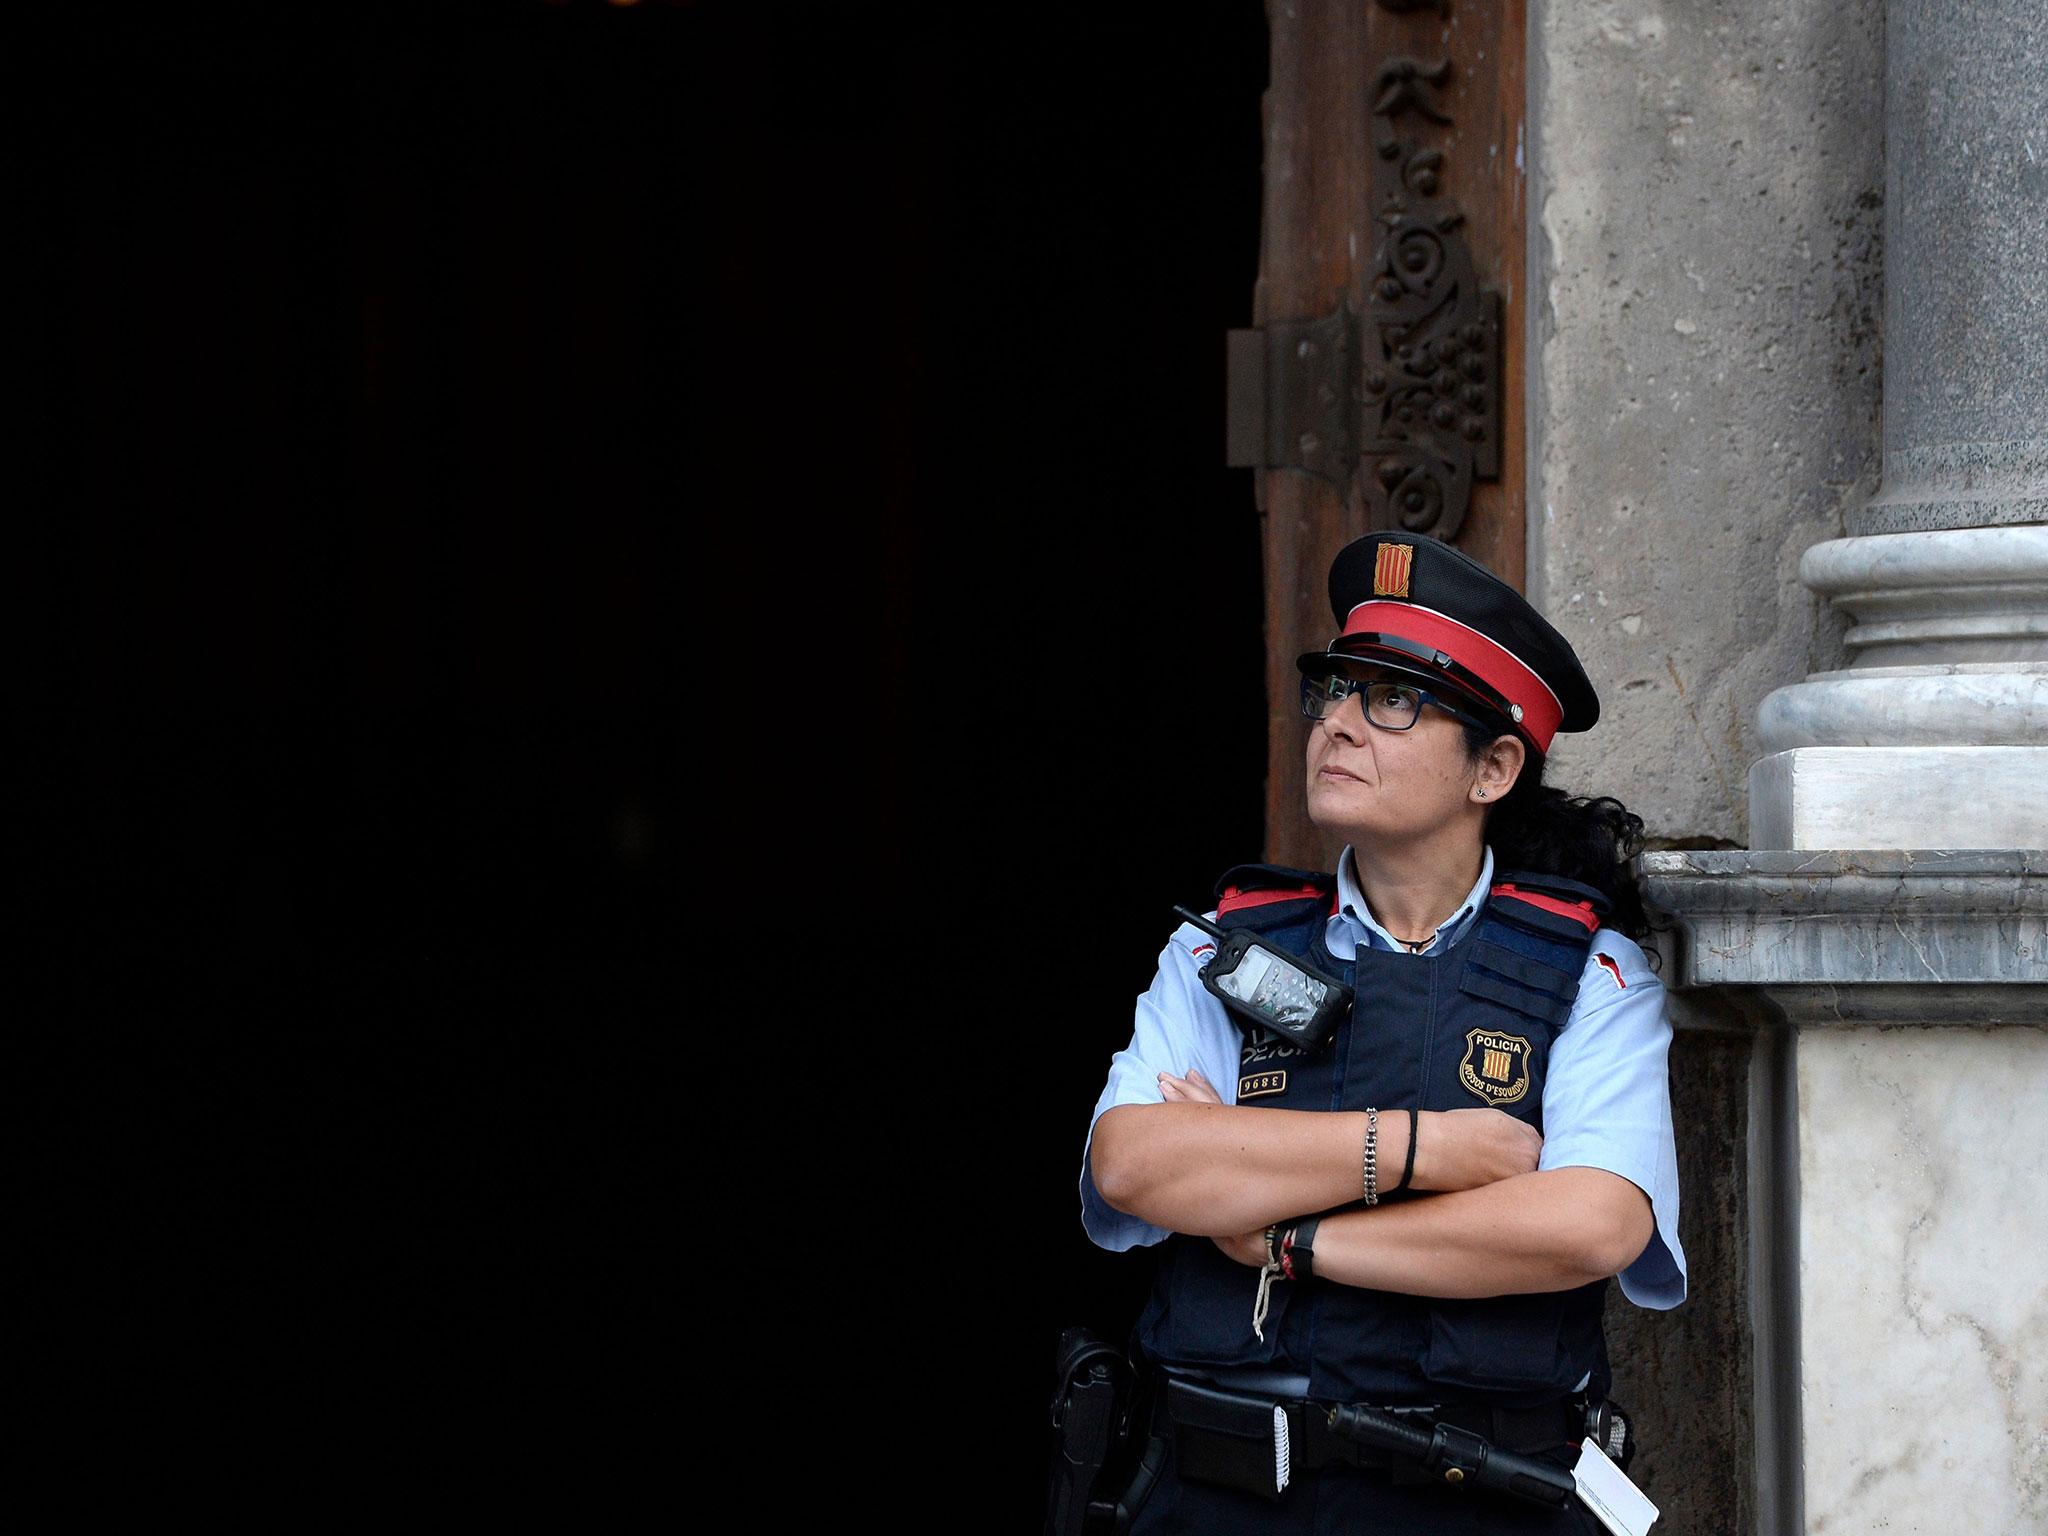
[
  {"xmin": 1606, "ymin": 1027, "xmax": 1758, "ymax": 1536},
  {"xmin": 1855, "ymin": 439, "xmax": 2048, "ymax": 535},
  {"xmin": 1535, "ymin": 6, "xmax": 2046, "ymax": 1532},
  {"xmin": 1528, "ymin": 0, "xmax": 1884, "ymax": 844},
  {"xmin": 1849, "ymin": 0, "xmax": 2048, "ymax": 536},
  {"xmin": 1640, "ymin": 848, "xmax": 2048, "ymax": 996}
]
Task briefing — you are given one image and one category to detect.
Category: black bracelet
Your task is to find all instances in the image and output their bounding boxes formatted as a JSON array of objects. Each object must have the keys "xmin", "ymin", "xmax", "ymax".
[
  {"xmin": 1287, "ymin": 1215, "xmax": 1320, "ymax": 1283},
  {"xmin": 1393, "ymin": 1106, "xmax": 1420, "ymax": 1194}
]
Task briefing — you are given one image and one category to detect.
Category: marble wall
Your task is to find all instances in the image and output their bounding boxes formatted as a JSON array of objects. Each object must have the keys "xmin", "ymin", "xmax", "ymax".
[{"xmin": 1795, "ymin": 1026, "xmax": 2048, "ymax": 1534}]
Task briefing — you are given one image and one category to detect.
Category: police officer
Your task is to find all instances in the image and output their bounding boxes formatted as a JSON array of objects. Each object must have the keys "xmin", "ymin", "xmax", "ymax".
[{"xmin": 1077, "ymin": 532, "xmax": 1687, "ymax": 1534}]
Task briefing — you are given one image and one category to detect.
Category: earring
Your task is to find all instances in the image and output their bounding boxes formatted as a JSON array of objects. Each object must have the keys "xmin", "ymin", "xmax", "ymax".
[{"xmin": 1476, "ymin": 788, "xmax": 1487, "ymax": 799}]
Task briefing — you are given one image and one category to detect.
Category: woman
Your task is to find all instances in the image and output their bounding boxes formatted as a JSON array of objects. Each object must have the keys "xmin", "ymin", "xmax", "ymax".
[{"xmin": 1079, "ymin": 531, "xmax": 1686, "ymax": 1535}]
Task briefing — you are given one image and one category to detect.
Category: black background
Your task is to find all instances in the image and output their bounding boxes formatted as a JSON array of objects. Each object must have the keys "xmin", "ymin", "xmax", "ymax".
[{"xmin": 29, "ymin": 0, "xmax": 1269, "ymax": 1495}]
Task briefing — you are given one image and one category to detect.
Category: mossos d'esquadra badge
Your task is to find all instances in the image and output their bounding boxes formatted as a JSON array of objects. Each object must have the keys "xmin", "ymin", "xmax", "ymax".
[{"xmin": 1459, "ymin": 1027, "xmax": 1533, "ymax": 1105}]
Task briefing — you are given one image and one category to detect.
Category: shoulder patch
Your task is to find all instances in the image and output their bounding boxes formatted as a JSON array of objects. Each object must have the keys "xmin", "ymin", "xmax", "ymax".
[
  {"xmin": 1217, "ymin": 883, "xmax": 1335, "ymax": 917},
  {"xmin": 1490, "ymin": 884, "xmax": 1597, "ymax": 946},
  {"xmin": 1491, "ymin": 882, "xmax": 1600, "ymax": 931},
  {"xmin": 1212, "ymin": 862, "xmax": 1339, "ymax": 919},
  {"xmin": 1595, "ymin": 953, "xmax": 1627, "ymax": 990}
]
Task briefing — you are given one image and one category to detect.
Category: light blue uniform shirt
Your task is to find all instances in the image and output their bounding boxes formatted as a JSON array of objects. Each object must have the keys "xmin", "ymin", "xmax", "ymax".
[{"xmin": 1079, "ymin": 843, "xmax": 1689, "ymax": 1324}]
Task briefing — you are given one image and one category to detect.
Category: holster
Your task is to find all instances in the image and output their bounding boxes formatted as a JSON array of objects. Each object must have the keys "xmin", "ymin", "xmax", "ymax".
[{"xmin": 1044, "ymin": 1328, "xmax": 1166, "ymax": 1536}]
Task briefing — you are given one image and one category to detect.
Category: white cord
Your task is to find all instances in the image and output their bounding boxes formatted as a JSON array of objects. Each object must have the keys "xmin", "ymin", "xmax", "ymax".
[{"xmin": 1251, "ymin": 1258, "xmax": 1279, "ymax": 1341}]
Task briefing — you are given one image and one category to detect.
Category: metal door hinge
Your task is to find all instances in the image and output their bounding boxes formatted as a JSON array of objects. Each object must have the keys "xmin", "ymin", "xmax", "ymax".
[{"xmin": 1226, "ymin": 51, "xmax": 1503, "ymax": 542}]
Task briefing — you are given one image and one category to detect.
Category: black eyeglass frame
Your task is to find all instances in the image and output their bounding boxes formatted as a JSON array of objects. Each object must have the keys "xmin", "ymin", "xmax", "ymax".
[
  {"xmin": 1299, "ymin": 669, "xmax": 1503, "ymax": 735},
  {"xmin": 1297, "ymin": 630, "xmax": 1537, "ymax": 743}
]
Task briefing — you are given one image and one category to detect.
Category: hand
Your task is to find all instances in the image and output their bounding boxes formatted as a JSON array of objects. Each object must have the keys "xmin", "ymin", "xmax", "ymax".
[
  {"xmin": 1211, "ymin": 1227, "xmax": 1272, "ymax": 1267},
  {"xmin": 1415, "ymin": 1108, "xmax": 1543, "ymax": 1191},
  {"xmin": 1158, "ymin": 1066, "xmax": 1225, "ymax": 1105}
]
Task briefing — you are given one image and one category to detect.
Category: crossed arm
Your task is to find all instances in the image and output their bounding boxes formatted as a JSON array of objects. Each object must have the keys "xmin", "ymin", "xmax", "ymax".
[{"xmin": 1088, "ymin": 1070, "xmax": 1655, "ymax": 1299}]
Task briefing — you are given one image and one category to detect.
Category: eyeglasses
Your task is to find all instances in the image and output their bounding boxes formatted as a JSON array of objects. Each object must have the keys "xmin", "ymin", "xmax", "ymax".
[{"xmin": 1300, "ymin": 671, "xmax": 1497, "ymax": 733}]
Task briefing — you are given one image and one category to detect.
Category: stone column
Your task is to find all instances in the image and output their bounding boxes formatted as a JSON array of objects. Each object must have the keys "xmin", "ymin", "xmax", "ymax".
[{"xmin": 1750, "ymin": 0, "xmax": 2047, "ymax": 849}]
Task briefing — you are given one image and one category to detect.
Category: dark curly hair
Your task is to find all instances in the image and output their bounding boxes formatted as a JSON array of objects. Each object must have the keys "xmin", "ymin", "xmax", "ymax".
[{"xmin": 1457, "ymin": 717, "xmax": 1651, "ymax": 942}]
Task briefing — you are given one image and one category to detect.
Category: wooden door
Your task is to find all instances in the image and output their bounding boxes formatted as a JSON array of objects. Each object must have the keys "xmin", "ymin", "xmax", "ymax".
[{"xmin": 1229, "ymin": 0, "xmax": 1527, "ymax": 866}]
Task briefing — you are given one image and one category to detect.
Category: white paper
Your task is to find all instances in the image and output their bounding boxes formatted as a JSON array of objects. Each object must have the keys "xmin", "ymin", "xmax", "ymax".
[{"xmin": 1572, "ymin": 1440, "xmax": 1659, "ymax": 1536}]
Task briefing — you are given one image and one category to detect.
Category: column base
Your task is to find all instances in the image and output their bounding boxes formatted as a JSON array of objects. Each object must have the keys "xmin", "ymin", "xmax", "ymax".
[{"xmin": 1748, "ymin": 746, "xmax": 2048, "ymax": 850}]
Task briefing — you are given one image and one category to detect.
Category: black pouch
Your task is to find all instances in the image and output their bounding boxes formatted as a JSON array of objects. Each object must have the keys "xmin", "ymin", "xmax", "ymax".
[{"xmin": 1164, "ymin": 1378, "xmax": 1290, "ymax": 1502}]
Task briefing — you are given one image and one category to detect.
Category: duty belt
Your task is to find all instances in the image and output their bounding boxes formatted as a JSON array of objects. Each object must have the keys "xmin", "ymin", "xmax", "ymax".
[{"xmin": 1156, "ymin": 1374, "xmax": 1585, "ymax": 1505}]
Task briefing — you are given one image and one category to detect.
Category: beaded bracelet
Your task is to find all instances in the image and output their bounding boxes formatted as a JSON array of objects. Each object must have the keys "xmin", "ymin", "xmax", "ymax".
[{"xmin": 1362, "ymin": 1106, "xmax": 1379, "ymax": 1206}]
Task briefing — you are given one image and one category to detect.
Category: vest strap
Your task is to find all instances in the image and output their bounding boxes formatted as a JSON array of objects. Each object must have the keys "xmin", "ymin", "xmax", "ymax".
[
  {"xmin": 1461, "ymin": 967, "xmax": 1575, "ymax": 1029},
  {"xmin": 1462, "ymin": 938, "xmax": 1580, "ymax": 996}
]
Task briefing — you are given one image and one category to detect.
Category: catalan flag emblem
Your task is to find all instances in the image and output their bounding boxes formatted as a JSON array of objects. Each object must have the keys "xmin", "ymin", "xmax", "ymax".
[
  {"xmin": 1373, "ymin": 541, "xmax": 1415, "ymax": 598},
  {"xmin": 1458, "ymin": 1027, "xmax": 1533, "ymax": 1106}
]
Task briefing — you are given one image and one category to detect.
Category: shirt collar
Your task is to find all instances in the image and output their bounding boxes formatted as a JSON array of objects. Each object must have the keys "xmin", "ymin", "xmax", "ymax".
[{"xmin": 1329, "ymin": 843, "xmax": 1495, "ymax": 958}]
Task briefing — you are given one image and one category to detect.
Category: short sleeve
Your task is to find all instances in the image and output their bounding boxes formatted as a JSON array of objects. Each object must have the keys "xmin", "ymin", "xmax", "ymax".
[
  {"xmin": 1536, "ymin": 930, "xmax": 1688, "ymax": 1309},
  {"xmin": 1079, "ymin": 919, "xmax": 1245, "ymax": 1251}
]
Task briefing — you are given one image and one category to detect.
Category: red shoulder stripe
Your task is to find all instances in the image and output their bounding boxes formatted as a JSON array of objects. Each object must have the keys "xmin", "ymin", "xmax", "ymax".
[
  {"xmin": 1217, "ymin": 883, "xmax": 1338, "ymax": 917},
  {"xmin": 1491, "ymin": 882, "xmax": 1599, "ymax": 933}
]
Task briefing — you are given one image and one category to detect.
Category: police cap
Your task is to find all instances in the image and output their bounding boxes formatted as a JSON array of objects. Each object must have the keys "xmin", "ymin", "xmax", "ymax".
[{"xmin": 1294, "ymin": 532, "xmax": 1599, "ymax": 755}]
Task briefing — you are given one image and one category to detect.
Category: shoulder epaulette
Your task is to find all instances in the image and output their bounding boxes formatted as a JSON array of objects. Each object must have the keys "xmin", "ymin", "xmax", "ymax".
[
  {"xmin": 1212, "ymin": 862, "xmax": 1339, "ymax": 918},
  {"xmin": 1490, "ymin": 869, "xmax": 1610, "ymax": 940},
  {"xmin": 1463, "ymin": 869, "xmax": 1607, "ymax": 1030}
]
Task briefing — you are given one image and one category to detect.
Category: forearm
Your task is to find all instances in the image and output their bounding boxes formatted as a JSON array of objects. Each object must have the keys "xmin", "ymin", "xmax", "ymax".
[
  {"xmin": 1090, "ymin": 1102, "xmax": 1399, "ymax": 1237},
  {"xmin": 1308, "ymin": 1167, "xmax": 1651, "ymax": 1298}
]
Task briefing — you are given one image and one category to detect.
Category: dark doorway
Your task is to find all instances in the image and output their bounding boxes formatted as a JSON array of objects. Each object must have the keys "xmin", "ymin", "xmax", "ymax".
[{"xmin": 29, "ymin": 4, "xmax": 1269, "ymax": 1492}]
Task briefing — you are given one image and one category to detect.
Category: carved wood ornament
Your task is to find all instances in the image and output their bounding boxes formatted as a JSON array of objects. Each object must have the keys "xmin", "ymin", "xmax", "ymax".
[{"xmin": 1228, "ymin": 0, "xmax": 1503, "ymax": 544}]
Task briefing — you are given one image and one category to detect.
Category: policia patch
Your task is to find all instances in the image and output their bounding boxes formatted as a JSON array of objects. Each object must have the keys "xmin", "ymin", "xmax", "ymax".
[{"xmin": 1458, "ymin": 1027, "xmax": 1533, "ymax": 1106}]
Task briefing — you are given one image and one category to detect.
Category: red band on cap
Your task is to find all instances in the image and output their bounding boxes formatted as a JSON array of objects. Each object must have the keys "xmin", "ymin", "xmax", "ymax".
[{"xmin": 1337, "ymin": 600, "xmax": 1564, "ymax": 751}]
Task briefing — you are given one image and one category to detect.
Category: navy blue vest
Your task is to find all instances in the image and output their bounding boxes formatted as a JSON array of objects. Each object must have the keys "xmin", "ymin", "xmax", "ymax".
[{"xmin": 1133, "ymin": 863, "xmax": 1615, "ymax": 1409}]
